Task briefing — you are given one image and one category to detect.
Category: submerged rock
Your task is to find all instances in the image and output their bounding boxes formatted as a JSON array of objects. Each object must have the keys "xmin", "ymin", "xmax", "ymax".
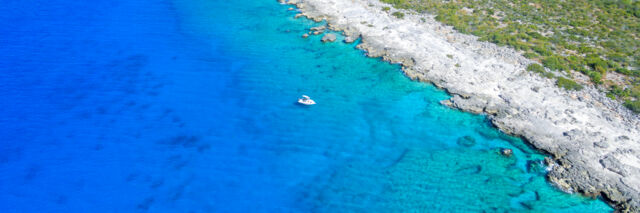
[
  {"xmin": 302, "ymin": 33, "xmax": 309, "ymax": 38},
  {"xmin": 456, "ymin": 165, "xmax": 482, "ymax": 175},
  {"xmin": 456, "ymin": 135, "xmax": 476, "ymax": 147},
  {"xmin": 526, "ymin": 159, "xmax": 546, "ymax": 174},
  {"xmin": 321, "ymin": 33, "xmax": 336, "ymax": 42},
  {"xmin": 500, "ymin": 148, "xmax": 513, "ymax": 157}
]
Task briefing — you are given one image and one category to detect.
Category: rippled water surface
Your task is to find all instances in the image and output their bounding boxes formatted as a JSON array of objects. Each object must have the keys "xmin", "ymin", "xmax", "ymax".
[{"xmin": 0, "ymin": 0, "xmax": 612, "ymax": 212}]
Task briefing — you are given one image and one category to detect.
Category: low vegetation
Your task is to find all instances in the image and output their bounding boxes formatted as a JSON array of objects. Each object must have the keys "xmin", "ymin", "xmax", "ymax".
[
  {"xmin": 380, "ymin": 0, "xmax": 640, "ymax": 112},
  {"xmin": 526, "ymin": 63, "xmax": 554, "ymax": 78},
  {"xmin": 392, "ymin": 11, "xmax": 405, "ymax": 19},
  {"xmin": 557, "ymin": 77, "xmax": 584, "ymax": 91},
  {"xmin": 625, "ymin": 100, "xmax": 640, "ymax": 113}
]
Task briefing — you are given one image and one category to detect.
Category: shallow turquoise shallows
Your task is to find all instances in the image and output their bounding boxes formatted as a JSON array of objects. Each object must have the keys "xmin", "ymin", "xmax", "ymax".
[{"xmin": 0, "ymin": 0, "xmax": 612, "ymax": 212}]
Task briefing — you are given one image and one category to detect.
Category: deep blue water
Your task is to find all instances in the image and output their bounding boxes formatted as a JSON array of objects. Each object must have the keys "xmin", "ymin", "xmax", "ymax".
[{"xmin": 0, "ymin": 0, "xmax": 612, "ymax": 212}]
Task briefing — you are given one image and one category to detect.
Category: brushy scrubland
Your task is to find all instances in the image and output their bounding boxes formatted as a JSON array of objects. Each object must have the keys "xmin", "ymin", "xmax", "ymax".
[{"xmin": 380, "ymin": 0, "xmax": 640, "ymax": 112}]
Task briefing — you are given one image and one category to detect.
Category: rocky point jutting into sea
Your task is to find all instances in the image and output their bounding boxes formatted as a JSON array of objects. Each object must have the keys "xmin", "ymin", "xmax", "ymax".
[{"xmin": 282, "ymin": 0, "xmax": 640, "ymax": 211}]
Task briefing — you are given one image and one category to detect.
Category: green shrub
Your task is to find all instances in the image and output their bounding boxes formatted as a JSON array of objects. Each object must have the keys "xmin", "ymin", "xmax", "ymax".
[
  {"xmin": 527, "ymin": 63, "xmax": 545, "ymax": 73},
  {"xmin": 527, "ymin": 32, "xmax": 544, "ymax": 39},
  {"xmin": 616, "ymin": 67, "xmax": 632, "ymax": 75},
  {"xmin": 380, "ymin": 0, "xmax": 407, "ymax": 4},
  {"xmin": 526, "ymin": 63, "xmax": 554, "ymax": 78},
  {"xmin": 542, "ymin": 56, "xmax": 568, "ymax": 71},
  {"xmin": 382, "ymin": 7, "xmax": 391, "ymax": 11},
  {"xmin": 586, "ymin": 55, "xmax": 608, "ymax": 70},
  {"xmin": 616, "ymin": 68, "xmax": 640, "ymax": 77},
  {"xmin": 596, "ymin": 66, "xmax": 607, "ymax": 76},
  {"xmin": 523, "ymin": 52, "xmax": 538, "ymax": 59},
  {"xmin": 609, "ymin": 85, "xmax": 629, "ymax": 98},
  {"xmin": 566, "ymin": 56, "xmax": 584, "ymax": 70},
  {"xmin": 556, "ymin": 77, "xmax": 583, "ymax": 91},
  {"xmin": 624, "ymin": 100, "xmax": 640, "ymax": 113},
  {"xmin": 532, "ymin": 45, "xmax": 552, "ymax": 56},
  {"xmin": 392, "ymin": 11, "xmax": 405, "ymax": 19},
  {"xmin": 578, "ymin": 46, "xmax": 597, "ymax": 54},
  {"xmin": 632, "ymin": 86, "xmax": 640, "ymax": 99},
  {"xmin": 608, "ymin": 53, "xmax": 627, "ymax": 63},
  {"xmin": 587, "ymin": 71, "xmax": 602, "ymax": 84}
]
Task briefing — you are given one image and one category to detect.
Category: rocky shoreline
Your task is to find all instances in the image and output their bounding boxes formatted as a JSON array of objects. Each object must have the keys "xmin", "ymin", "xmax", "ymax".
[{"xmin": 281, "ymin": 0, "xmax": 640, "ymax": 211}]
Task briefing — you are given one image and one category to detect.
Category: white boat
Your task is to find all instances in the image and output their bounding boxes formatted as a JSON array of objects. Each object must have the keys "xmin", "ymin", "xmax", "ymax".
[{"xmin": 297, "ymin": 95, "xmax": 316, "ymax": 105}]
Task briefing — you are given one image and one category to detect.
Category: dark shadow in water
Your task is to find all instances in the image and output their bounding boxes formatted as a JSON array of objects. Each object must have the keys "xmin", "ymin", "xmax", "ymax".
[
  {"xmin": 137, "ymin": 197, "xmax": 154, "ymax": 211},
  {"xmin": 158, "ymin": 134, "xmax": 200, "ymax": 148}
]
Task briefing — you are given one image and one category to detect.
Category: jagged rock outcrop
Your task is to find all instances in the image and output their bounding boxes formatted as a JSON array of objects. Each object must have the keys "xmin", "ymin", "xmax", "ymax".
[{"xmin": 321, "ymin": 33, "xmax": 336, "ymax": 42}]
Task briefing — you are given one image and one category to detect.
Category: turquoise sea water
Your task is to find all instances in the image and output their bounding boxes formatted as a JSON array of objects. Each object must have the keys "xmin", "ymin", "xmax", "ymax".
[{"xmin": 0, "ymin": 0, "xmax": 613, "ymax": 212}]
